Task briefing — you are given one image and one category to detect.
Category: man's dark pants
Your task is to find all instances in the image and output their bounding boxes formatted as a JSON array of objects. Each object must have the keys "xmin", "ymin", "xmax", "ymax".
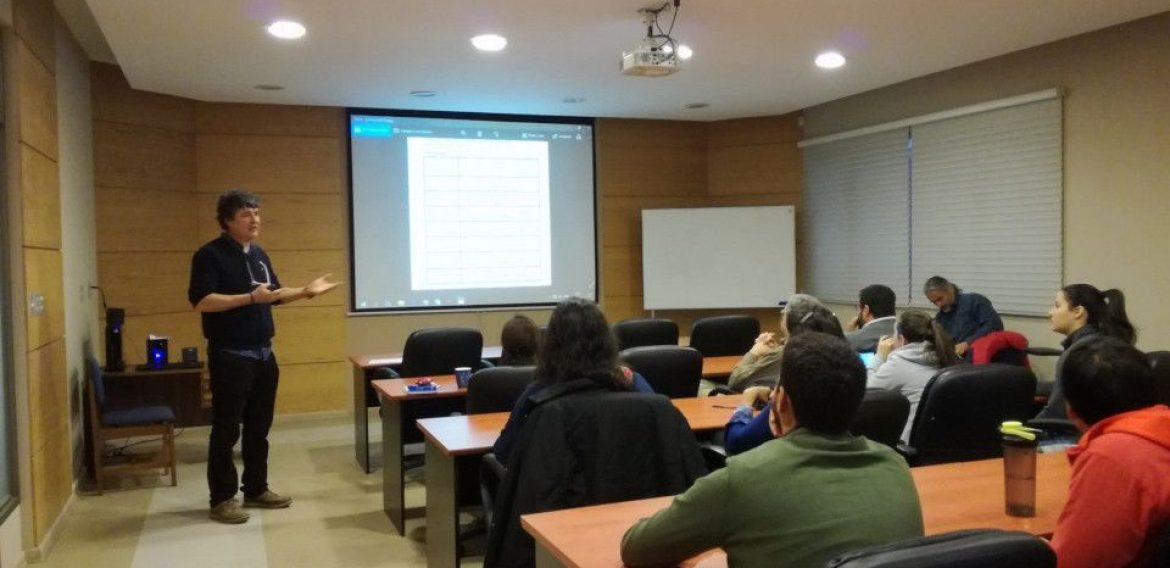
[{"xmin": 207, "ymin": 349, "xmax": 279, "ymax": 506}]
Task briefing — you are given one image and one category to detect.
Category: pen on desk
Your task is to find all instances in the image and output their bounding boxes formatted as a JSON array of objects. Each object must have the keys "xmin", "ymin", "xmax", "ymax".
[{"xmin": 711, "ymin": 404, "xmax": 741, "ymax": 409}]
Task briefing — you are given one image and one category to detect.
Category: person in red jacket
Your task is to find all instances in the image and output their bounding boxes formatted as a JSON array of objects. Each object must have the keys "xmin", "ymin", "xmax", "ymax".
[{"xmin": 1052, "ymin": 337, "xmax": 1170, "ymax": 568}]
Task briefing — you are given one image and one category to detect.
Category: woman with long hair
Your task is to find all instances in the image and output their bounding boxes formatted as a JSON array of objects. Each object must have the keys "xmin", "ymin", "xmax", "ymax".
[
  {"xmin": 866, "ymin": 311, "xmax": 960, "ymax": 443},
  {"xmin": 1035, "ymin": 284, "xmax": 1137, "ymax": 420},
  {"xmin": 491, "ymin": 298, "xmax": 652, "ymax": 462}
]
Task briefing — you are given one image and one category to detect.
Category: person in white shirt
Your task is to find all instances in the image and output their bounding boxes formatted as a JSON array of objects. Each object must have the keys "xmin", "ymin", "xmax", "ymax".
[{"xmin": 865, "ymin": 310, "xmax": 959, "ymax": 443}]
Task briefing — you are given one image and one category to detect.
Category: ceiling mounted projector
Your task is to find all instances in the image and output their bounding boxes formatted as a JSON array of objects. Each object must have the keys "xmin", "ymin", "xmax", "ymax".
[{"xmin": 620, "ymin": 1, "xmax": 684, "ymax": 77}]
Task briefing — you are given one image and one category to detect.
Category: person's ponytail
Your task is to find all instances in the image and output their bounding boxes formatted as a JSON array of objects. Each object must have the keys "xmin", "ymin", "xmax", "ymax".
[
  {"xmin": 1101, "ymin": 289, "xmax": 1137, "ymax": 345},
  {"xmin": 930, "ymin": 320, "xmax": 959, "ymax": 367}
]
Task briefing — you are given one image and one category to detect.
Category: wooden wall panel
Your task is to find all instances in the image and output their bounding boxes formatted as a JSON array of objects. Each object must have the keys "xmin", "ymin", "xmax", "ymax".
[
  {"xmin": 13, "ymin": 0, "xmax": 56, "ymax": 74},
  {"xmin": 97, "ymin": 251, "xmax": 193, "ymax": 316},
  {"xmin": 707, "ymin": 143, "xmax": 803, "ymax": 196},
  {"xmin": 95, "ymin": 187, "xmax": 200, "ymax": 253},
  {"xmin": 92, "ymin": 121, "xmax": 195, "ymax": 191},
  {"xmin": 595, "ymin": 145, "xmax": 707, "ymax": 197},
  {"xmin": 708, "ymin": 115, "xmax": 801, "ymax": 148},
  {"xmin": 21, "ymin": 143, "xmax": 61, "ymax": 249},
  {"xmin": 264, "ymin": 250, "xmax": 347, "ymax": 307},
  {"xmin": 195, "ymin": 135, "xmax": 343, "ymax": 195},
  {"xmin": 596, "ymin": 119, "xmax": 707, "ymax": 148},
  {"xmin": 90, "ymin": 63, "xmax": 194, "ymax": 132},
  {"xmin": 16, "ymin": 40, "xmax": 57, "ymax": 160},
  {"xmin": 274, "ymin": 361, "xmax": 350, "ymax": 414},
  {"xmin": 26, "ymin": 340, "xmax": 67, "ymax": 465},
  {"xmin": 271, "ymin": 307, "xmax": 345, "ymax": 365},
  {"xmin": 30, "ymin": 434, "xmax": 72, "ymax": 543},
  {"xmin": 602, "ymin": 246, "xmax": 642, "ymax": 298},
  {"xmin": 600, "ymin": 195, "xmax": 705, "ymax": 248},
  {"xmin": 196, "ymin": 104, "xmax": 342, "ymax": 137},
  {"xmin": 23, "ymin": 248, "xmax": 64, "ymax": 351},
  {"xmin": 194, "ymin": 192, "xmax": 345, "ymax": 251}
]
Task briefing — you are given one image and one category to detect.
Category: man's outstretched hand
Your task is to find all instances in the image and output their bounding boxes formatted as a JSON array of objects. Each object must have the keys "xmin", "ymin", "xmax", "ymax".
[{"xmin": 304, "ymin": 274, "xmax": 341, "ymax": 299}]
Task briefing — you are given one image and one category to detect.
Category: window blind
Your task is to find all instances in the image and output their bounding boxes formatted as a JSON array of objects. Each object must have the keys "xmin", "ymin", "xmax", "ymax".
[
  {"xmin": 909, "ymin": 99, "xmax": 1063, "ymax": 315},
  {"xmin": 803, "ymin": 129, "xmax": 910, "ymax": 305}
]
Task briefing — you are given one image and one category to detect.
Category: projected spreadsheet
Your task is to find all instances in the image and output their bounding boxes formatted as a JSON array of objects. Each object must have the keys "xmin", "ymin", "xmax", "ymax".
[{"xmin": 407, "ymin": 137, "xmax": 552, "ymax": 291}]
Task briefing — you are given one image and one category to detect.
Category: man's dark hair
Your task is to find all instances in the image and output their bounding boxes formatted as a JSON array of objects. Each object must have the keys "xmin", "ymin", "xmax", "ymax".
[
  {"xmin": 537, "ymin": 297, "xmax": 620, "ymax": 387},
  {"xmin": 1063, "ymin": 337, "xmax": 1156, "ymax": 425},
  {"xmin": 216, "ymin": 189, "xmax": 261, "ymax": 230},
  {"xmin": 500, "ymin": 315, "xmax": 539, "ymax": 366},
  {"xmin": 778, "ymin": 332, "xmax": 866, "ymax": 434},
  {"xmin": 859, "ymin": 284, "xmax": 896, "ymax": 318}
]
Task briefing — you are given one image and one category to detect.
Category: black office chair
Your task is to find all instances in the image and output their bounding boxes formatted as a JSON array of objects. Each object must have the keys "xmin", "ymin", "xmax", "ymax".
[
  {"xmin": 619, "ymin": 345, "xmax": 703, "ymax": 399},
  {"xmin": 467, "ymin": 366, "xmax": 536, "ymax": 414},
  {"xmin": 1149, "ymin": 350, "xmax": 1170, "ymax": 405},
  {"xmin": 399, "ymin": 327, "xmax": 488, "ymax": 377},
  {"xmin": 903, "ymin": 364, "xmax": 1036, "ymax": 466},
  {"xmin": 850, "ymin": 389, "xmax": 911, "ymax": 450},
  {"xmin": 826, "ymin": 529, "xmax": 1055, "ymax": 568},
  {"xmin": 689, "ymin": 315, "xmax": 760, "ymax": 357},
  {"xmin": 612, "ymin": 318, "xmax": 679, "ymax": 351}
]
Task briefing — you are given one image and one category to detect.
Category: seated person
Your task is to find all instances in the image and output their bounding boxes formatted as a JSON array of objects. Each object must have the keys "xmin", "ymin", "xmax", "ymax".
[
  {"xmin": 727, "ymin": 293, "xmax": 828, "ymax": 392},
  {"xmin": 845, "ymin": 284, "xmax": 898, "ymax": 352},
  {"xmin": 1035, "ymin": 284, "xmax": 1136, "ymax": 420},
  {"xmin": 723, "ymin": 308, "xmax": 844, "ymax": 455},
  {"xmin": 492, "ymin": 298, "xmax": 653, "ymax": 464},
  {"xmin": 866, "ymin": 310, "xmax": 959, "ymax": 444},
  {"xmin": 499, "ymin": 314, "xmax": 539, "ymax": 366},
  {"xmin": 621, "ymin": 332, "xmax": 924, "ymax": 568},
  {"xmin": 1050, "ymin": 338, "xmax": 1170, "ymax": 568},
  {"xmin": 923, "ymin": 275, "xmax": 1003, "ymax": 359}
]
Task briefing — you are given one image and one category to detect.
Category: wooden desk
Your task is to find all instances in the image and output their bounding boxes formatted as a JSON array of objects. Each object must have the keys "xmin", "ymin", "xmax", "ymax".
[
  {"xmin": 700, "ymin": 355, "xmax": 739, "ymax": 380},
  {"xmin": 350, "ymin": 347, "xmax": 501, "ymax": 473},
  {"xmin": 417, "ymin": 397, "xmax": 736, "ymax": 568},
  {"xmin": 522, "ymin": 452, "xmax": 1072, "ymax": 568},
  {"xmin": 101, "ymin": 365, "xmax": 209, "ymax": 427},
  {"xmin": 372, "ymin": 375, "xmax": 464, "ymax": 535},
  {"xmin": 353, "ymin": 350, "xmax": 738, "ymax": 472}
]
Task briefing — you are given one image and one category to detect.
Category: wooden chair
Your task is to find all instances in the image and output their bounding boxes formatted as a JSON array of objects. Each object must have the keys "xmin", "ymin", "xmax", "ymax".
[{"xmin": 87, "ymin": 359, "xmax": 177, "ymax": 493}]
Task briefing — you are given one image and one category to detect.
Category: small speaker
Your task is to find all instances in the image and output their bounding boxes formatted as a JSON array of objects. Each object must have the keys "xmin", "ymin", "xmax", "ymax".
[
  {"xmin": 146, "ymin": 337, "xmax": 168, "ymax": 369},
  {"xmin": 181, "ymin": 347, "xmax": 198, "ymax": 364}
]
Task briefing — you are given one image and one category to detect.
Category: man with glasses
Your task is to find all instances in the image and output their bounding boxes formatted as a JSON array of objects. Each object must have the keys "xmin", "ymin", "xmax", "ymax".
[{"xmin": 188, "ymin": 189, "xmax": 340, "ymax": 524}]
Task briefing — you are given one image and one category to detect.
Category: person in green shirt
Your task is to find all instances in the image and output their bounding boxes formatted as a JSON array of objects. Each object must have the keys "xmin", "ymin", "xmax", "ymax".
[{"xmin": 621, "ymin": 332, "xmax": 924, "ymax": 568}]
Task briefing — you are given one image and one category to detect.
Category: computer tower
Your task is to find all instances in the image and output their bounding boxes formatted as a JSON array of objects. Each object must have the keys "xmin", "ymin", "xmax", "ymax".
[{"xmin": 105, "ymin": 308, "xmax": 125, "ymax": 372}]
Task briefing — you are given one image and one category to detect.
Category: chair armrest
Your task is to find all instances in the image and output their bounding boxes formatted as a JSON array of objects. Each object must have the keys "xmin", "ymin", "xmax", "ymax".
[
  {"xmin": 371, "ymin": 366, "xmax": 400, "ymax": 380},
  {"xmin": 476, "ymin": 359, "xmax": 495, "ymax": 370},
  {"xmin": 896, "ymin": 443, "xmax": 918, "ymax": 466},
  {"xmin": 1028, "ymin": 418, "xmax": 1079, "ymax": 435},
  {"xmin": 1023, "ymin": 347, "xmax": 1062, "ymax": 357},
  {"xmin": 706, "ymin": 385, "xmax": 735, "ymax": 397}
]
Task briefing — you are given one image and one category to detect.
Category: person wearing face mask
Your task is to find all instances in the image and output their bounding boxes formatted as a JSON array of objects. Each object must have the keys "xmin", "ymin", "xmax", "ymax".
[
  {"xmin": 865, "ymin": 311, "xmax": 960, "ymax": 444},
  {"xmin": 922, "ymin": 275, "xmax": 1003, "ymax": 359},
  {"xmin": 1034, "ymin": 284, "xmax": 1137, "ymax": 421}
]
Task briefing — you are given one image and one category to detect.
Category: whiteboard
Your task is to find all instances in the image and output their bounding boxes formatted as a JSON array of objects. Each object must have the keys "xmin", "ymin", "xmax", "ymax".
[{"xmin": 641, "ymin": 206, "xmax": 795, "ymax": 310}]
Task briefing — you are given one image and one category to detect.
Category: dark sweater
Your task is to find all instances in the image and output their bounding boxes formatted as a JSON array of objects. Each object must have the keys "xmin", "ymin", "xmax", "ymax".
[
  {"xmin": 188, "ymin": 234, "xmax": 282, "ymax": 349},
  {"xmin": 934, "ymin": 292, "xmax": 1003, "ymax": 345}
]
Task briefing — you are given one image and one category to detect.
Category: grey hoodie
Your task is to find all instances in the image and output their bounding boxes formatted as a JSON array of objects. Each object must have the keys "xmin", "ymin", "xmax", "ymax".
[{"xmin": 866, "ymin": 342, "xmax": 943, "ymax": 443}]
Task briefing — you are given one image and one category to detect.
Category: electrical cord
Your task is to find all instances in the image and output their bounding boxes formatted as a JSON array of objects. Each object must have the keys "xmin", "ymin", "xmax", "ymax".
[{"xmin": 106, "ymin": 427, "xmax": 185, "ymax": 457}]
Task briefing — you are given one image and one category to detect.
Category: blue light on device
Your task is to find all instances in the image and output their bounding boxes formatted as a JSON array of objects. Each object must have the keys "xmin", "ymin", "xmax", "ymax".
[{"xmin": 146, "ymin": 337, "xmax": 168, "ymax": 370}]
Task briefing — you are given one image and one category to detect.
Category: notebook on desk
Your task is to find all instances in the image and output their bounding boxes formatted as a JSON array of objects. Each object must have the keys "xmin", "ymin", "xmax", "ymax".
[{"xmin": 134, "ymin": 361, "xmax": 204, "ymax": 371}]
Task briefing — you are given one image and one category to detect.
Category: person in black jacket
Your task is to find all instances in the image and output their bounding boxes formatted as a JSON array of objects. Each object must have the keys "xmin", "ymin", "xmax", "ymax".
[
  {"xmin": 485, "ymin": 298, "xmax": 706, "ymax": 568},
  {"xmin": 189, "ymin": 189, "xmax": 339, "ymax": 524}
]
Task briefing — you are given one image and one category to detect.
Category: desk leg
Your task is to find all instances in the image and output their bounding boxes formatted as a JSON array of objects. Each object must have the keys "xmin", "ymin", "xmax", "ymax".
[
  {"xmin": 535, "ymin": 543, "xmax": 566, "ymax": 568},
  {"xmin": 353, "ymin": 365, "xmax": 371, "ymax": 473},
  {"xmin": 425, "ymin": 441, "xmax": 458, "ymax": 568},
  {"xmin": 382, "ymin": 395, "xmax": 406, "ymax": 535}
]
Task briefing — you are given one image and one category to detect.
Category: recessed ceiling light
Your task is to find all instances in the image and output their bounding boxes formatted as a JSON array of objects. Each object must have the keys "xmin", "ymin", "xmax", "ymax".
[
  {"xmin": 684, "ymin": 103, "xmax": 710, "ymax": 110},
  {"xmin": 562, "ymin": 97, "xmax": 586, "ymax": 104},
  {"xmin": 471, "ymin": 34, "xmax": 507, "ymax": 52},
  {"xmin": 815, "ymin": 51, "xmax": 846, "ymax": 69},
  {"xmin": 255, "ymin": 84, "xmax": 284, "ymax": 91},
  {"xmin": 410, "ymin": 90, "xmax": 437, "ymax": 98},
  {"xmin": 266, "ymin": 20, "xmax": 306, "ymax": 40}
]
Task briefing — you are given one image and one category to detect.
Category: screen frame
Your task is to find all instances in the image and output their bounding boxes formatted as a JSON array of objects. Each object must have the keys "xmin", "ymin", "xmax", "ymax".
[{"xmin": 345, "ymin": 107, "xmax": 599, "ymax": 315}]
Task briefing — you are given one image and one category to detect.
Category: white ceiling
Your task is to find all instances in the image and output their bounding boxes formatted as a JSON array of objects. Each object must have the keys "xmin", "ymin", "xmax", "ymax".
[{"xmin": 73, "ymin": 1, "xmax": 1168, "ymax": 121}]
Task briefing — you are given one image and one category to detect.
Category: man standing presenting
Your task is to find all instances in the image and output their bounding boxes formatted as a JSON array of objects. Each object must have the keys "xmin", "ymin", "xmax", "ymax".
[
  {"xmin": 189, "ymin": 189, "xmax": 339, "ymax": 524},
  {"xmin": 844, "ymin": 284, "xmax": 897, "ymax": 352}
]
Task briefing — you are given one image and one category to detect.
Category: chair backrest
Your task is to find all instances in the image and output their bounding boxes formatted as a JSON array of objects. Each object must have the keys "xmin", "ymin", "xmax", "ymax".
[
  {"xmin": 909, "ymin": 364, "xmax": 1036, "ymax": 466},
  {"xmin": 619, "ymin": 346, "xmax": 703, "ymax": 399},
  {"xmin": 850, "ymin": 389, "xmax": 910, "ymax": 450},
  {"xmin": 611, "ymin": 318, "xmax": 679, "ymax": 351},
  {"xmin": 466, "ymin": 366, "xmax": 536, "ymax": 414},
  {"xmin": 826, "ymin": 529, "xmax": 1055, "ymax": 568},
  {"xmin": 1149, "ymin": 351, "xmax": 1170, "ymax": 406},
  {"xmin": 689, "ymin": 315, "xmax": 760, "ymax": 356},
  {"xmin": 400, "ymin": 327, "xmax": 484, "ymax": 377}
]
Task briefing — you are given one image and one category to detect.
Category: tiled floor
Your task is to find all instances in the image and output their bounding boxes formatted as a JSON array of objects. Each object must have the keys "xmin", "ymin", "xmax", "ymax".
[{"xmin": 40, "ymin": 411, "xmax": 485, "ymax": 568}]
